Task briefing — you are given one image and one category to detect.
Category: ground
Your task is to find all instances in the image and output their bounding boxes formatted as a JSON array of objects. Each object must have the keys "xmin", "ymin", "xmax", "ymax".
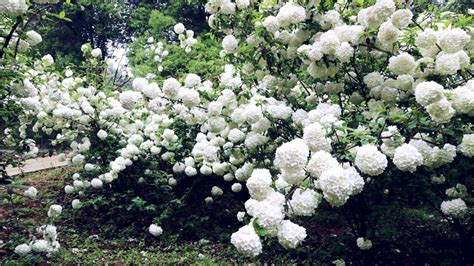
[
  {"xmin": 0, "ymin": 168, "xmax": 252, "ymax": 264},
  {"xmin": 0, "ymin": 167, "xmax": 469, "ymax": 265}
]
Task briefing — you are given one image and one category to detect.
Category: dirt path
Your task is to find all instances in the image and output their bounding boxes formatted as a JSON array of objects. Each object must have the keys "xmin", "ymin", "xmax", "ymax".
[{"xmin": 5, "ymin": 155, "xmax": 68, "ymax": 176}]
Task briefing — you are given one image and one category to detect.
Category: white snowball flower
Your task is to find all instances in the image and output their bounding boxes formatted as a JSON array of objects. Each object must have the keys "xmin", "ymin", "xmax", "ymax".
[
  {"xmin": 91, "ymin": 48, "xmax": 102, "ymax": 58},
  {"xmin": 253, "ymin": 201, "xmax": 284, "ymax": 232},
  {"xmin": 132, "ymin": 77, "xmax": 148, "ymax": 92},
  {"xmin": 232, "ymin": 183, "xmax": 242, "ymax": 192},
  {"xmin": 228, "ymin": 128, "xmax": 245, "ymax": 143},
  {"xmin": 205, "ymin": 196, "xmax": 214, "ymax": 204},
  {"xmin": 303, "ymin": 122, "xmax": 331, "ymax": 152},
  {"xmin": 377, "ymin": 21, "xmax": 400, "ymax": 45},
  {"xmin": 222, "ymin": 35, "xmax": 239, "ymax": 53},
  {"xmin": 42, "ymin": 54, "xmax": 54, "ymax": 66},
  {"xmin": 211, "ymin": 186, "xmax": 224, "ymax": 196},
  {"xmin": 414, "ymin": 81, "xmax": 444, "ymax": 107},
  {"xmin": 390, "ymin": 9, "xmax": 412, "ymax": 28},
  {"xmin": 246, "ymin": 169, "xmax": 273, "ymax": 200},
  {"xmin": 355, "ymin": 144, "xmax": 388, "ymax": 176},
  {"xmin": 236, "ymin": 0, "xmax": 250, "ymax": 9},
  {"xmin": 335, "ymin": 42, "xmax": 354, "ymax": 63},
  {"xmin": 288, "ymin": 188, "xmax": 321, "ymax": 216},
  {"xmin": 237, "ymin": 211, "xmax": 246, "ymax": 222},
  {"xmin": 0, "ymin": 0, "xmax": 28, "ymax": 17},
  {"xmin": 97, "ymin": 130, "xmax": 108, "ymax": 140},
  {"xmin": 440, "ymin": 198, "xmax": 468, "ymax": 218},
  {"xmin": 174, "ymin": 23, "xmax": 185, "ymax": 34},
  {"xmin": 220, "ymin": 1, "xmax": 236, "ymax": 14},
  {"xmin": 318, "ymin": 166, "xmax": 364, "ymax": 207},
  {"xmin": 185, "ymin": 166, "xmax": 197, "ymax": 176},
  {"xmin": 64, "ymin": 185, "xmax": 75, "ymax": 194},
  {"xmin": 438, "ymin": 28, "xmax": 470, "ymax": 53},
  {"xmin": 426, "ymin": 98, "xmax": 455, "ymax": 124},
  {"xmin": 14, "ymin": 244, "xmax": 31, "ymax": 256},
  {"xmin": 263, "ymin": 16, "xmax": 279, "ymax": 33},
  {"xmin": 393, "ymin": 144, "xmax": 423, "ymax": 172},
  {"xmin": 71, "ymin": 199, "xmax": 82, "ymax": 209},
  {"xmin": 364, "ymin": 72, "xmax": 384, "ymax": 88},
  {"xmin": 23, "ymin": 186, "xmax": 38, "ymax": 198},
  {"xmin": 47, "ymin": 204, "xmax": 62, "ymax": 218},
  {"xmin": 458, "ymin": 134, "xmax": 474, "ymax": 157},
  {"xmin": 162, "ymin": 78, "xmax": 181, "ymax": 100},
  {"xmin": 26, "ymin": 30, "xmax": 42, "ymax": 46},
  {"xmin": 277, "ymin": 220, "xmax": 307, "ymax": 249},
  {"xmin": 416, "ymin": 29, "xmax": 437, "ymax": 49},
  {"xmin": 91, "ymin": 178, "xmax": 103, "ymax": 188},
  {"xmin": 320, "ymin": 30, "xmax": 340, "ymax": 55},
  {"xmin": 31, "ymin": 240, "xmax": 49, "ymax": 253},
  {"xmin": 274, "ymin": 139, "xmax": 309, "ymax": 174},
  {"xmin": 149, "ymin": 224, "xmax": 163, "ymax": 237},
  {"xmin": 184, "ymin": 73, "xmax": 201, "ymax": 88},
  {"xmin": 230, "ymin": 225, "xmax": 262, "ymax": 257},
  {"xmin": 179, "ymin": 88, "xmax": 200, "ymax": 108},
  {"xmin": 435, "ymin": 52, "xmax": 461, "ymax": 75},
  {"xmin": 356, "ymin": 237, "xmax": 373, "ymax": 250},
  {"xmin": 276, "ymin": 3, "xmax": 306, "ymax": 28},
  {"xmin": 306, "ymin": 151, "xmax": 340, "ymax": 178},
  {"xmin": 451, "ymin": 84, "xmax": 474, "ymax": 115},
  {"xmin": 388, "ymin": 53, "xmax": 416, "ymax": 75},
  {"xmin": 119, "ymin": 90, "xmax": 143, "ymax": 109}
]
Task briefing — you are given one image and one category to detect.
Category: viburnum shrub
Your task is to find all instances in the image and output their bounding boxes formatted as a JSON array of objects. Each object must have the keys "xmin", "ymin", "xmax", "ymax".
[
  {"xmin": 1, "ymin": 0, "xmax": 68, "ymax": 258},
  {"xmin": 2, "ymin": 0, "xmax": 474, "ymax": 261}
]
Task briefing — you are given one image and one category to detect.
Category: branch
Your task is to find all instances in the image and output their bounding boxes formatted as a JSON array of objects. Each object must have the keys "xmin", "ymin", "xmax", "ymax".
[{"xmin": 0, "ymin": 17, "xmax": 23, "ymax": 59}]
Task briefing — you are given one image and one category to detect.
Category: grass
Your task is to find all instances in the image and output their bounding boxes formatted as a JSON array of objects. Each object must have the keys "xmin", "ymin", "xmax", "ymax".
[{"xmin": 0, "ymin": 167, "xmax": 257, "ymax": 265}]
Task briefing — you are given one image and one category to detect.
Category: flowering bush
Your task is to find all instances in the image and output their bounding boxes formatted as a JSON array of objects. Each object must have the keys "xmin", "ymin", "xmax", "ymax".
[{"xmin": 2, "ymin": 0, "xmax": 474, "ymax": 262}]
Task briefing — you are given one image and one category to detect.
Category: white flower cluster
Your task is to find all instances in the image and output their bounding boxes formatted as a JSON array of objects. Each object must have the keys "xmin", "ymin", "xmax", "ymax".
[
  {"xmin": 317, "ymin": 166, "xmax": 364, "ymax": 207},
  {"xmin": 274, "ymin": 139, "xmax": 309, "ymax": 185},
  {"xmin": 230, "ymin": 225, "xmax": 262, "ymax": 257},
  {"xmin": 440, "ymin": 198, "xmax": 468, "ymax": 218},
  {"xmin": 414, "ymin": 81, "xmax": 455, "ymax": 123},
  {"xmin": 356, "ymin": 237, "xmax": 373, "ymax": 250},
  {"xmin": 222, "ymin": 35, "xmax": 239, "ymax": 53},
  {"xmin": 149, "ymin": 224, "xmax": 163, "ymax": 237},
  {"xmin": 392, "ymin": 144, "xmax": 423, "ymax": 173},
  {"xmin": 144, "ymin": 39, "xmax": 168, "ymax": 71},
  {"xmin": 355, "ymin": 144, "xmax": 388, "ymax": 176},
  {"xmin": 174, "ymin": 23, "xmax": 197, "ymax": 53},
  {"xmin": 458, "ymin": 134, "xmax": 474, "ymax": 158},
  {"xmin": 6, "ymin": 0, "xmax": 473, "ymax": 258},
  {"xmin": 15, "ymin": 204, "xmax": 62, "ymax": 256},
  {"xmin": 0, "ymin": 0, "xmax": 28, "ymax": 17}
]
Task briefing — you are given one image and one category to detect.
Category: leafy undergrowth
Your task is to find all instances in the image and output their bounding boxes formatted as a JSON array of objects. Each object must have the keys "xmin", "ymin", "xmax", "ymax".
[
  {"xmin": 0, "ymin": 168, "xmax": 467, "ymax": 265},
  {"xmin": 0, "ymin": 168, "xmax": 251, "ymax": 264}
]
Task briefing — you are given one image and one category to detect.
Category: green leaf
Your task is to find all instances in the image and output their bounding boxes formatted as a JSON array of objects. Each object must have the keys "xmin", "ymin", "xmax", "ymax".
[{"xmin": 252, "ymin": 218, "xmax": 267, "ymax": 237}]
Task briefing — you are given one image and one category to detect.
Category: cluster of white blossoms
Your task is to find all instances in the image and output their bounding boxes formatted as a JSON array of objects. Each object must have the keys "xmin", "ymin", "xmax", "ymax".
[
  {"xmin": 148, "ymin": 224, "xmax": 163, "ymax": 237},
  {"xmin": 356, "ymin": 237, "xmax": 373, "ymax": 250},
  {"xmin": 414, "ymin": 81, "xmax": 455, "ymax": 123},
  {"xmin": 15, "ymin": 203, "xmax": 62, "ymax": 256},
  {"xmin": 230, "ymin": 225, "xmax": 262, "ymax": 257},
  {"xmin": 440, "ymin": 198, "xmax": 468, "ymax": 218},
  {"xmin": 4, "ymin": 0, "xmax": 472, "ymax": 259},
  {"xmin": 355, "ymin": 144, "xmax": 388, "ymax": 176},
  {"xmin": 200, "ymin": 0, "xmax": 472, "ymax": 256},
  {"xmin": 0, "ymin": 0, "xmax": 28, "ymax": 17},
  {"xmin": 222, "ymin": 35, "xmax": 239, "ymax": 54},
  {"xmin": 173, "ymin": 23, "xmax": 197, "ymax": 53},
  {"xmin": 144, "ymin": 38, "xmax": 168, "ymax": 72},
  {"xmin": 392, "ymin": 143, "xmax": 424, "ymax": 173},
  {"xmin": 458, "ymin": 134, "xmax": 474, "ymax": 158}
]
